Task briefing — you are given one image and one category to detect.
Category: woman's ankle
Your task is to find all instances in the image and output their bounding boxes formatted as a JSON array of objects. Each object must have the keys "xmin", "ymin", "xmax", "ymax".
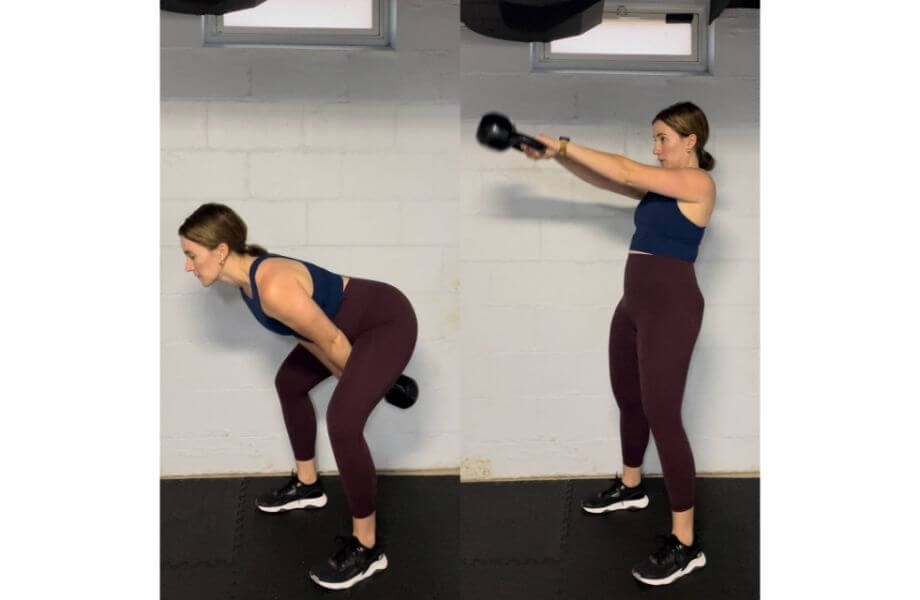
[
  {"xmin": 673, "ymin": 529, "xmax": 694, "ymax": 546},
  {"xmin": 354, "ymin": 532, "xmax": 376, "ymax": 549},
  {"xmin": 622, "ymin": 467, "xmax": 642, "ymax": 488},
  {"xmin": 295, "ymin": 460, "xmax": 318, "ymax": 485},
  {"xmin": 296, "ymin": 472, "xmax": 317, "ymax": 485}
]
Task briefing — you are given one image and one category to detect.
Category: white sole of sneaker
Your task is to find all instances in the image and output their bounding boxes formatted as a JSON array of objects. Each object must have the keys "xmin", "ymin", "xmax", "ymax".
[
  {"xmin": 582, "ymin": 495, "xmax": 649, "ymax": 514},
  {"xmin": 632, "ymin": 552, "xmax": 707, "ymax": 586},
  {"xmin": 256, "ymin": 493, "xmax": 328, "ymax": 513},
  {"xmin": 309, "ymin": 554, "xmax": 388, "ymax": 590}
]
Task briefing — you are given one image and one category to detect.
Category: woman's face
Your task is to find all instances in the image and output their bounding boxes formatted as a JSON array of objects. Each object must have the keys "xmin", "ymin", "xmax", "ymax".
[
  {"xmin": 180, "ymin": 236, "xmax": 223, "ymax": 287},
  {"xmin": 652, "ymin": 120, "xmax": 696, "ymax": 169}
]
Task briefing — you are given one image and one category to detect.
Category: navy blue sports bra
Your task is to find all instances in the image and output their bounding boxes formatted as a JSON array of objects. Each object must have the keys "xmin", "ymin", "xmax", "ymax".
[
  {"xmin": 240, "ymin": 254, "xmax": 345, "ymax": 342},
  {"xmin": 629, "ymin": 191, "xmax": 706, "ymax": 262}
]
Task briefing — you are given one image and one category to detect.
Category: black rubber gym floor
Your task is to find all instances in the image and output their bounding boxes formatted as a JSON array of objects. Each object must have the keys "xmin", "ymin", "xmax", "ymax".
[
  {"xmin": 461, "ymin": 477, "xmax": 759, "ymax": 600},
  {"xmin": 162, "ymin": 475, "xmax": 757, "ymax": 599},
  {"xmin": 161, "ymin": 474, "xmax": 459, "ymax": 600}
]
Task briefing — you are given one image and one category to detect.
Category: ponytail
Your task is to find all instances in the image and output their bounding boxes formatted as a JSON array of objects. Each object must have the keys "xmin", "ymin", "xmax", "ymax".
[
  {"xmin": 698, "ymin": 149, "xmax": 715, "ymax": 171},
  {"xmin": 242, "ymin": 243, "xmax": 268, "ymax": 257}
]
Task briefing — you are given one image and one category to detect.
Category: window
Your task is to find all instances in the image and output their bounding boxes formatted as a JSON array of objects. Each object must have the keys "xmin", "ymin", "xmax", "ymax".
[
  {"xmin": 533, "ymin": 2, "xmax": 709, "ymax": 73},
  {"xmin": 203, "ymin": 0, "xmax": 392, "ymax": 48}
]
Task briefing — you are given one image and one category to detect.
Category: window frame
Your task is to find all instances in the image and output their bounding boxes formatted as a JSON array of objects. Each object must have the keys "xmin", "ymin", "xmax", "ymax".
[
  {"xmin": 532, "ymin": 2, "xmax": 710, "ymax": 74},
  {"xmin": 202, "ymin": 0, "xmax": 393, "ymax": 48}
]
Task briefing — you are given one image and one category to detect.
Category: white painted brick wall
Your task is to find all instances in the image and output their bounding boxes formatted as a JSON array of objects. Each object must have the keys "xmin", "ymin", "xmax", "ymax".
[
  {"xmin": 459, "ymin": 217, "xmax": 541, "ymax": 261},
  {"xmin": 161, "ymin": 1, "xmax": 460, "ymax": 476},
  {"xmin": 208, "ymin": 102, "xmax": 303, "ymax": 150},
  {"xmin": 248, "ymin": 152, "xmax": 342, "ymax": 199},
  {"xmin": 162, "ymin": 48, "xmax": 252, "ymax": 98},
  {"xmin": 394, "ymin": 0, "xmax": 460, "ymax": 52},
  {"xmin": 161, "ymin": 151, "xmax": 248, "ymax": 200},
  {"xmin": 460, "ymin": 26, "xmax": 531, "ymax": 74},
  {"xmin": 305, "ymin": 103, "xmax": 397, "ymax": 150},
  {"xmin": 346, "ymin": 51, "xmax": 457, "ymax": 104},
  {"xmin": 161, "ymin": 3, "xmax": 758, "ymax": 480},
  {"xmin": 460, "ymin": 9, "xmax": 760, "ymax": 479},
  {"xmin": 250, "ymin": 52, "xmax": 349, "ymax": 101},
  {"xmin": 161, "ymin": 102, "xmax": 207, "ymax": 149}
]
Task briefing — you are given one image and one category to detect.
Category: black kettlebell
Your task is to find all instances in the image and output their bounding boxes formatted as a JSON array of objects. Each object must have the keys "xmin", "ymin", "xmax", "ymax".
[
  {"xmin": 476, "ymin": 112, "xmax": 547, "ymax": 154},
  {"xmin": 385, "ymin": 374, "xmax": 419, "ymax": 409}
]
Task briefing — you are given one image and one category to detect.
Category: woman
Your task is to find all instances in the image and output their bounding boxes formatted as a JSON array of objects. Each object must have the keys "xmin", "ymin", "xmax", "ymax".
[
  {"xmin": 521, "ymin": 102, "xmax": 715, "ymax": 586},
  {"xmin": 177, "ymin": 203, "xmax": 418, "ymax": 591}
]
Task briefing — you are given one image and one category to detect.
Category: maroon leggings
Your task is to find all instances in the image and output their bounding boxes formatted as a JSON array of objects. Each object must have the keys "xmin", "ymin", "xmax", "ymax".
[
  {"xmin": 274, "ymin": 278, "xmax": 418, "ymax": 518},
  {"xmin": 609, "ymin": 254, "xmax": 704, "ymax": 512}
]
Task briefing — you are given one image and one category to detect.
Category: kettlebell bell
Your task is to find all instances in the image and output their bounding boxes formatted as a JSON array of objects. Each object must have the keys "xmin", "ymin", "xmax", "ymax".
[
  {"xmin": 385, "ymin": 374, "xmax": 419, "ymax": 409},
  {"xmin": 476, "ymin": 112, "xmax": 547, "ymax": 153}
]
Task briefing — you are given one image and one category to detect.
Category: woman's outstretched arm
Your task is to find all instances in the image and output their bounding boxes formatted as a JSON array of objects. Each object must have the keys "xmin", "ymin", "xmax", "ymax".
[
  {"xmin": 555, "ymin": 155, "xmax": 646, "ymax": 200},
  {"xmin": 525, "ymin": 135, "xmax": 714, "ymax": 204}
]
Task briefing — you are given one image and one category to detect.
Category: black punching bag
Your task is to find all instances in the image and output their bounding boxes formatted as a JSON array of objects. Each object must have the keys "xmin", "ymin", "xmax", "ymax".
[
  {"xmin": 461, "ymin": 0, "xmax": 605, "ymax": 43},
  {"xmin": 161, "ymin": 0, "xmax": 268, "ymax": 16}
]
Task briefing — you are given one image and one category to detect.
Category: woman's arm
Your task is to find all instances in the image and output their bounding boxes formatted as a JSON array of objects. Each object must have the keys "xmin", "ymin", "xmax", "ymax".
[
  {"xmin": 300, "ymin": 340, "xmax": 345, "ymax": 379},
  {"xmin": 258, "ymin": 272, "xmax": 353, "ymax": 375},
  {"xmin": 555, "ymin": 156, "xmax": 646, "ymax": 201},
  {"xmin": 524, "ymin": 134, "xmax": 644, "ymax": 200},
  {"xmin": 525, "ymin": 136, "xmax": 714, "ymax": 205}
]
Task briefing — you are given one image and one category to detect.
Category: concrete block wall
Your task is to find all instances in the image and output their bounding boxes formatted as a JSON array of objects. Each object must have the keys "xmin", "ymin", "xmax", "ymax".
[
  {"xmin": 160, "ymin": 2, "xmax": 759, "ymax": 480},
  {"xmin": 160, "ymin": 0, "xmax": 461, "ymax": 476},
  {"xmin": 459, "ymin": 8, "xmax": 760, "ymax": 479}
]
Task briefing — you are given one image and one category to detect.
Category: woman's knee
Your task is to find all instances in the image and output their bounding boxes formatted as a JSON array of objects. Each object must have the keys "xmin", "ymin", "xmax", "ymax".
[
  {"xmin": 642, "ymin": 399, "xmax": 683, "ymax": 435},
  {"xmin": 274, "ymin": 364, "xmax": 302, "ymax": 403},
  {"xmin": 326, "ymin": 413, "xmax": 363, "ymax": 450}
]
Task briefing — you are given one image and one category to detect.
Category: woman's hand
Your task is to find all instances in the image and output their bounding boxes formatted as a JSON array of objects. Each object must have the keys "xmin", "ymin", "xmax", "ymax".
[
  {"xmin": 522, "ymin": 135, "xmax": 560, "ymax": 160},
  {"xmin": 301, "ymin": 340, "xmax": 345, "ymax": 379}
]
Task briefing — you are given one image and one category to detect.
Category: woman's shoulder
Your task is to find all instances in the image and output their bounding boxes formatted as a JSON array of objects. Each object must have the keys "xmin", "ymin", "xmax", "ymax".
[
  {"xmin": 255, "ymin": 256, "xmax": 312, "ymax": 291},
  {"xmin": 675, "ymin": 168, "xmax": 715, "ymax": 205}
]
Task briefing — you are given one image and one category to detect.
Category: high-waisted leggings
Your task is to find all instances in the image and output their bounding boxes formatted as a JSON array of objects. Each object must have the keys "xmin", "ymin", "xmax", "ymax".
[
  {"xmin": 609, "ymin": 254, "xmax": 704, "ymax": 512},
  {"xmin": 274, "ymin": 278, "xmax": 418, "ymax": 519}
]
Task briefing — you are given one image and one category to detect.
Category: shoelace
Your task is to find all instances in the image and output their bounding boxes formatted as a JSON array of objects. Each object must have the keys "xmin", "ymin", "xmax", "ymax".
[
  {"xmin": 330, "ymin": 536, "xmax": 362, "ymax": 566},
  {"xmin": 602, "ymin": 476, "xmax": 625, "ymax": 495},
  {"xmin": 650, "ymin": 534, "xmax": 681, "ymax": 564},
  {"xmin": 277, "ymin": 472, "xmax": 301, "ymax": 495}
]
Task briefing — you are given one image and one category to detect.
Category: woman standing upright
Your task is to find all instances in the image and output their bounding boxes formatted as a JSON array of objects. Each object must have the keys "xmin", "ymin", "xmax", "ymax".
[
  {"xmin": 521, "ymin": 102, "xmax": 715, "ymax": 586},
  {"xmin": 178, "ymin": 203, "xmax": 418, "ymax": 591}
]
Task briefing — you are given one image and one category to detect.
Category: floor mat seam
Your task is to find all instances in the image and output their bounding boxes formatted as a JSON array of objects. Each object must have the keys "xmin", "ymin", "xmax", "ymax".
[{"xmin": 228, "ymin": 477, "xmax": 247, "ymax": 600}]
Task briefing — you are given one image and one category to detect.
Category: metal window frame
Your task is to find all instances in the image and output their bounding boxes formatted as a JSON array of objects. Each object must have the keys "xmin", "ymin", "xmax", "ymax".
[
  {"xmin": 203, "ymin": 0, "xmax": 393, "ymax": 48},
  {"xmin": 532, "ymin": 2, "xmax": 710, "ymax": 74}
]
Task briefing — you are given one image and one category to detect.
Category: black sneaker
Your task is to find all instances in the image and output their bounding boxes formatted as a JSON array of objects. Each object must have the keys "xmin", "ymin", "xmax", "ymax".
[
  {"xmin": 581, "ymin": 477, "xmax": 650, "ymax": 514},
  {"xmin": 255, "ymin": 472, "xmax": 327, "ymax": 513},
  {"xmin": 309, "ymin": 535, "xmax": 388, "ymax": 590},
  {"xmin": 632, "ymin": 534, "xmax": 706, "ymax": 586}
]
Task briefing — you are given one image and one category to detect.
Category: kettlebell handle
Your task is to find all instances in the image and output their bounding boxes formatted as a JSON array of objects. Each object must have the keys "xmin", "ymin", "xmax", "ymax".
[{"xmin": 511, "ymin": 133, "xmax": 547, "ymax": 153}]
